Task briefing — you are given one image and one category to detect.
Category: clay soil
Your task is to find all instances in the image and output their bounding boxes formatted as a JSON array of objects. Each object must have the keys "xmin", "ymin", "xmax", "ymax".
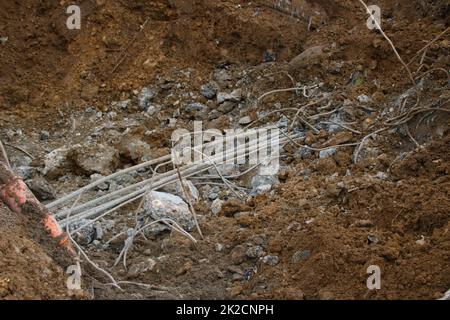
[{"xmin": 0, "ymin": 0, "xmax": 449, "ymax": 300}]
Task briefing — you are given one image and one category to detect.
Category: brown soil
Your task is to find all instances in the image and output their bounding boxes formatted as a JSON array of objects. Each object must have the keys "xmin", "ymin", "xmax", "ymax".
[
  {"xmin": 0, "ymin": 203, "xmax": 69, "ymax": 299},
  {"xmin": 0, "ymin": 0, "xmax": 449, "ymax": 300}
]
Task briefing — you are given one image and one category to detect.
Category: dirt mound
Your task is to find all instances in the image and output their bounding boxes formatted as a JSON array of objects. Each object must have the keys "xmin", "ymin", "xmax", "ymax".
[{"xmin": 0, "ymin": 203, "xmax": 69, "ymax": 299}]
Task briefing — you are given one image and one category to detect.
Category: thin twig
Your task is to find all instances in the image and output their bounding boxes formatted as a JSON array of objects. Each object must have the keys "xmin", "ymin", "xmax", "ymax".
[
  {"xmin": 0, "ymin": 139, "xmax": 11, "ymax": 168},
  {"xmin": 358, "ymin": 0, "xmax": 415, "ymax": 86}
]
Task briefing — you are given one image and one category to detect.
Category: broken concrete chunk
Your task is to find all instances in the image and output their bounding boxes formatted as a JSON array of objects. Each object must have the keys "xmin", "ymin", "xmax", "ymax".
[
  {"xmin": 200, "ymin": 82, "xmax": 219, "ymax": 99},
  {"xmin": 211, "ymin": 198, "xmax": 224, "ymax": 215},
  {"xmin": 70, "ymin": 144, "xmax": 119, "ymax": 176},
  {"xmin": 217, "ymin": 89, "xmax": 242, "ymax": 104},
  {"xmin": 138, "ymin": 87, "xmax": 157, "ymax": 111},
  {"xmin": 26, "ymin": 178, "xmax": 56, "ymax": 201},
  {"xmin": 289, "ymin": 45, "xmax": 325, "ymax": 70},
  {"xmin": 251, "ymin": 175, "xmax": 278, "ymax": 195},
  {"xmin": 161, "ymin": 179, "xmax": 199, "ymax": 203},
  {"xmin": 117, "ymin": 136, "xmax": 152, "ymax": 162},
  {"xmin": 143, "ymin": 191, "xmax": 194, "ymax": 231},
  {"xmin": 43, "ymin": 146, "xmax": 75, "ymax": 178}
]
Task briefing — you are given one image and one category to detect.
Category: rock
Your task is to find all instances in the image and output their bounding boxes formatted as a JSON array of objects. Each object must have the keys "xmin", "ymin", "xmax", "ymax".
[
  {"xmin": 238, "ymin": 116, "xmax": 252, "ymax": 125},
  {"xmin": 112, "ymin": 99, "xmax": 130, "ymax": 110},
  {"xmin": 143, "ymin": 191, "xmax": 194, "ymax": 231},
  {"xmin": 175, "ymin": 260, "xmax": 193, "ymax": 276},
  {"xmin": 70, "ymin": 144, "xmax": 119, "ymax": 175},
  {"xmin": 263, "ymin": 49, "xmax": 276, "ymax": 62},
  {"xmin": 368, "ymin": 235, "xmax": 379, "ymax": 245},
  {"xmin": 208, "ymin": 192, "xmax": 218, "ymax": 201},
  {"xmin": 251, "ymin": 175, "xmax": 278, "ymax": 195},
  {"xmin": 319, "ymin": 147, "xmax": 337, "ymax": 159},
  {"xmin": 288, "ymin": 45, "xmax": 325, "ymax": 70},
  {"xmin": 138, "ymin": 87, "xmax": 157, "ymax": 111},
  {"xmin": 40, "ymin": 131, "xmax": 50, "ymax": 140},
  {"xmin": 357, "ymin": 94, "xmax": 371, "ymax": 103},
  {"xmin": 230, "ymin": 245, "xmax": 246, "ymax": 265},
  {"xmin": 292, "ymin": 250, "xmax": 311, "ymax": 263},
  {"xmin": 26, "ymin": 178, "xmax": 56, "ymax": 201},
  {"xmin": 374, "ymin": 171, "xmax": 388, "ymax": 180},
  {"xmin": 117, "ymin": 136, "xmax": 151, "ymax": 162},
  {"xmin": 215, "ymin": 243, "xmax": 225, "ymax": 252},
  {"xmin": 326, "ymin": 183, "xmax": 343, "ymax": 197},
  {"xmin": 127, "ymin": 258, "xmax": 157, "ymax": 279},
  {"xmin": 69, "ymin": 219, "xmax": 96, "ymax": 245},
  {"xmin": 208, "ymin": 110, "xmax": 221, "ymax": 120},
  {"xmin": 43, "ymin": 146, "xmax": 74, "ymax": 178},
  {"xmin": 262, "ymin": 255, "xmax": 279, "ymax": 266},
  {"xmin": 185, "ymin": 102, "xmax": 207, "ymax": 113},
  {"xmin": 246, "ymin": 245, "xmax": 264, "ymax": 258},
  {"xmin": 212, "ymin": 69, "xmax": 232, "ymax": 85},
  {"xmin": 217, "ymin": 101, "xmax": 237, "ymax": 114},
  {"xmin": 200, "ymin": 82, "xmax": 218, "ymax": 99},
  {"xmin": 211, "ymin": 198, "xmax": 224, "ymax": 215},
  {"xmin": 162, "ymin": 179, "xmax": 199, "ymax": 203},
  {"xmin": 217, "ymin": 89, "xmax": 242, "ymax": 104},
  {"xmin": 353, "ymin": 219, "xmax": 374, "ymax": 228},
  {"xmin": 93, "ymin": 221, "xmax": 103, "ymax": 240}
]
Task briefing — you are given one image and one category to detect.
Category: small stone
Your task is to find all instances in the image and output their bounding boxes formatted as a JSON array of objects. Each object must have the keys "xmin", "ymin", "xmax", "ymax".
[
  {"xmin": 262, "ymin": 255, "xmax": 279, "ymax": 266},
  {"xmin": 319, "ymin": 147, "xmax": 337, "ymax": 159},
  {"xmin": 138, "ymin": 87, "xmax": 157, "ymax": 111},
  {"xmin": 263, "ymin": 49, "xmax": 276, "ymax": 62},
  {"xmin": 208, "ymin": 110, "xmax": 221, "ymax": 120},
  {"xmin": 374, "ymin": 171, "xmax": 388, "ymax": 180},
  {"xmin": 230, "ymin": 245, "xmax": 246, "ymax": 265},
  {"xmin": 185, "ymin": 102, "xmax": 207, "ymax": 113},
  {"xmin": 217, "ymin": 89, "xmax": 242, "ymax": 104},
  {"xmin": 69, "ymin": 219, "xmax": 95, "ymax": 245},
  {"xmin": 238, "ymin": 116, "xmax": 252, "ymax": 125},
  {"xmin": 127, "ymin": 258, "xmax": 157, "ymax": 279},
  {"xmin": 208, "ymin": 192, "xmax": 218, "ymax": 201},
  {"xmin": 217, "ymin": 101, "xmax": 237, "ymax": 113},
  {"xmin": 40, "ymin": 131, "xmax": 50, "ymax": 141},
  {"xmin": 215, "ymin": 243, "xmax": 225, "ymax": 252},
  {"xmin": 26, "ymin": 178, "xmax": 56, "ymax": 201},
  {"xmin": 357, "ymin": 94, "xmax": 371, "ymax": 103},
  {"xmin": 200, "ymin": 82, "xmax": 218, "ymax": 99},
  {"xmin": 246, "ymin": 245, "xmax": 264, "ymax": 258},
  {"xmin": 212, "ymin": 69, "xmax": 232, "ymax": 84},
  {"xmin": 85, "ymin": 106, "xmax": 95, "ymax": 113},
  {"xmin": 367, "ymin": 235, "xmax": 379, "ymax": 245},
  {"xmin": 93, "ymin": 222, "xmax": 103, "ymax": 240},
  {"xmin": 211, "ymin": 198, "xmax": 224, "ymax": 215},
  {"xmin": 251, "ymin": 175, "xmax": 278, "ymax": 195},
  {"xmin": 117, "ymin": 137, "xmax": 152, "ymax": 162},
  {"xmin": 292, "ymin": 250, "xmax": 311, "ymax": 263},
  {"xmin": 43, "ymin": 146, "xmax": 74, "ymax": 178}
]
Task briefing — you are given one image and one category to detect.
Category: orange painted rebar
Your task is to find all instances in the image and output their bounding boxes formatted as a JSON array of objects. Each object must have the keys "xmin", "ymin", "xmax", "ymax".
[{"xmin": 0, "ymin": 162, "xmax": 75, "ymax": 255}]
